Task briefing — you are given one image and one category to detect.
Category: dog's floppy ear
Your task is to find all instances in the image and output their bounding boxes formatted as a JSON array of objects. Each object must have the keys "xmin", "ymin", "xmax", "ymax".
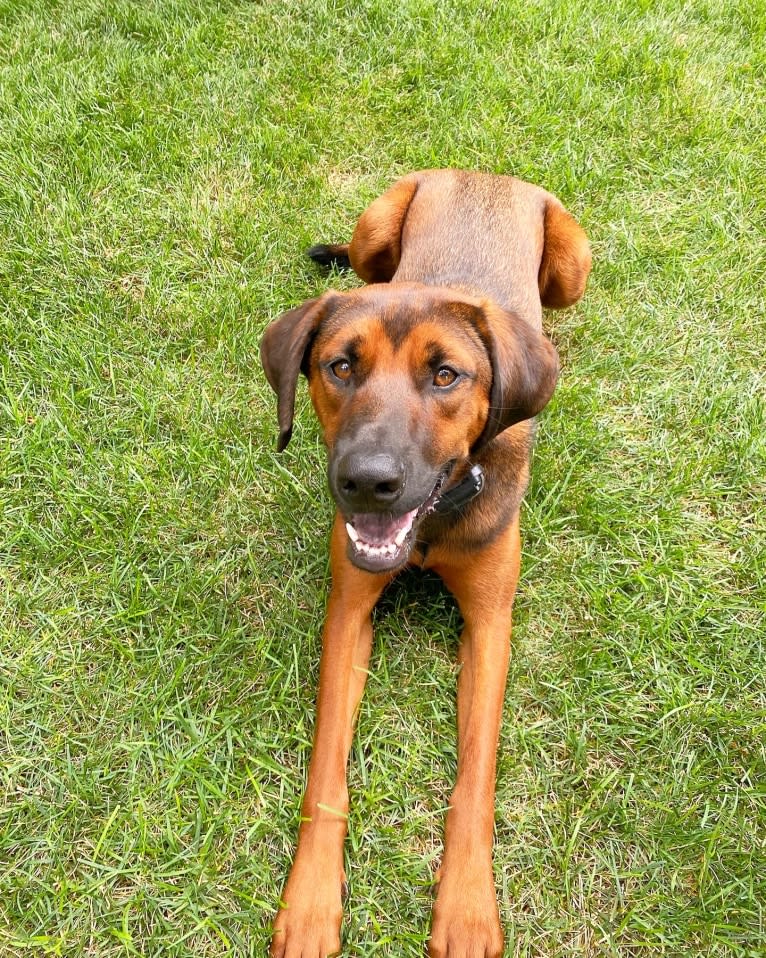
[
  {"xmin": 260, "ymin": 293, "xmax": 336, "ymax": 451},
  {"xmin": 470, "ymin": 302, "xmax": 560, "ymax": 452}
]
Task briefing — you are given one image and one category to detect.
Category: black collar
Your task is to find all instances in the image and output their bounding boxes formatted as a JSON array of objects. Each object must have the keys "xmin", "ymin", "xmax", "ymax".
[{"xmin": 433, "ymin": 464, "xmax": 485, "ymax": 515}]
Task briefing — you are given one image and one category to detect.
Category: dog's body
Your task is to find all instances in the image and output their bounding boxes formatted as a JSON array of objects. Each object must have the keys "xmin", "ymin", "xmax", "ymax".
[{"xmin": 261, "ymin": 170, "xmax": 590, "ymax": 958}]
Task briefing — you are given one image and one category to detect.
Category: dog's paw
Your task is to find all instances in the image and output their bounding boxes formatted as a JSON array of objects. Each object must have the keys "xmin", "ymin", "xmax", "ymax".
[
  {"xmin": 270, "ymin": 863, "xmax": 345, "ymax": 958},
  {"xmin": 428, "ymin": 863, "xmax": 503, "ymax": 958}
]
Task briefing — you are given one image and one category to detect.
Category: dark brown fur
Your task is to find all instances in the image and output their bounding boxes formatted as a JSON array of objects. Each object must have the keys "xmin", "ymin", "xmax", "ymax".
[{"xmin": 261, "ymin": 170, "xmax": 590, "ymax": 958}]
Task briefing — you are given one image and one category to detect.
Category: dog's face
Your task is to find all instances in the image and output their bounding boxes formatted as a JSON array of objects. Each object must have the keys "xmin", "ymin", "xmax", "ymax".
[
  {"xmin": 261, "ymin": 283, "xmax": 558, "ymax": 573},
  {"xmin": 309, "ymin": 287, "xmax": 492, "ymax": 572}
]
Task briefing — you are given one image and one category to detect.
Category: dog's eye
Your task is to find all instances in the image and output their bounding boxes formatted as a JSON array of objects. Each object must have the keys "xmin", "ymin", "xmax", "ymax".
[
  {"xmin": 330, "ymin": 359, "xmax": 352, "ymax": 382},
  {"xmin": 433, "ymin": 366, "xmax": 459, "ymax": 388}
]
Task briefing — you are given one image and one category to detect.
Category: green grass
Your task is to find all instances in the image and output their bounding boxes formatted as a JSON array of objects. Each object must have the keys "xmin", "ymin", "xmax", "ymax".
[{"xmin": 0, "ymin": 0, "xmax": 764, "ymax": 955}]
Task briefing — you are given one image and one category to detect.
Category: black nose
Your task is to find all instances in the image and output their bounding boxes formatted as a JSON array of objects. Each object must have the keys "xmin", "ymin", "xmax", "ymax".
[{"xmin": 335, "ymin": 452, "xmax": 405, "ymax": 511}]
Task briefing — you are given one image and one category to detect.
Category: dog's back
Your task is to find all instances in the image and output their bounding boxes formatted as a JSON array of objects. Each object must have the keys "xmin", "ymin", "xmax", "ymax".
[
  {"xmin": 392, "ymin": 170, "xmax": 549, "ymax": 325},
  {"xmin": 346, "ymin": 169, "xmax": 590, "ymax": 325}
]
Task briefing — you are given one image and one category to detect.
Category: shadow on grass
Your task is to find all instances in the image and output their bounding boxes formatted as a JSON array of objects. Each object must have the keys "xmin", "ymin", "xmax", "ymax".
[{"xmin": 375, "ymin": 568, "xmax": 462, "ymax": 641}]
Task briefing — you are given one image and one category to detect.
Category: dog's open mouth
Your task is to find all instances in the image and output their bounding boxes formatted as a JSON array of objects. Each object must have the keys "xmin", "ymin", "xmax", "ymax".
[{"xmin": 344, "ymin": 472, "xmax": 447, "ymax": 572}]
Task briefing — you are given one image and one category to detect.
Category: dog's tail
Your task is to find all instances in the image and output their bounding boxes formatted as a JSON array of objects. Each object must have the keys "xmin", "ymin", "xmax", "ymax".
[{"xmin": 306, "ymin": 243, "xmax": 352, "ymax": 270}]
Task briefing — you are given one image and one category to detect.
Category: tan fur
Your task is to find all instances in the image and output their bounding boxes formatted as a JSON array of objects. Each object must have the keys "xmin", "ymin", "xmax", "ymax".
[{"xmin": 262, "ymin": 170, "xmax": 590, "ymax": 958}]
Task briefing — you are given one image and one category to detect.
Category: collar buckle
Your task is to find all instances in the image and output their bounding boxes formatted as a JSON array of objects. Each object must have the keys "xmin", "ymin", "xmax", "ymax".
[{"xmin": 433, "ymin": 464, "xmax": 485, "ymax": 515}]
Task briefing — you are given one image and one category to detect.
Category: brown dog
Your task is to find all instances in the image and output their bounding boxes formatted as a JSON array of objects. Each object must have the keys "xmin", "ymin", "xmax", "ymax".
[{"xmin": 261, "ymin": 170, "xmax": 590, "ymax": 958}]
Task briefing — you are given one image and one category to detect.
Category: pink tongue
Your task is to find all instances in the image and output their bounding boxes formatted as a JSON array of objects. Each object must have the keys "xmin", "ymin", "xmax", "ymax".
[{"xmin": 352, "ymin": 509, "xmax": 417, "ymax": 545}]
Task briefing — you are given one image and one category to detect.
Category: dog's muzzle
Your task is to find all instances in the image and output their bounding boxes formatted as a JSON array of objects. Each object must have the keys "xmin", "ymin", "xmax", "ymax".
[{"xmin": 340, "ymin": 470, "xmax": 449, "ymax": 573}]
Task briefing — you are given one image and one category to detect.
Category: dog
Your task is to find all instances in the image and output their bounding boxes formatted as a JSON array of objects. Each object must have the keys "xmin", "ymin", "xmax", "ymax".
[{"xmin": 260, "ymin": 169, "xmax": 591, "ymax": 958}]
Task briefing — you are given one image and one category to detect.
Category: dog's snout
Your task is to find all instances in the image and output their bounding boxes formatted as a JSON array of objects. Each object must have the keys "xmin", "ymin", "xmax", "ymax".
[{"xmin": 336, "ymin": 452, "xmax": 405, "ymax": 510}]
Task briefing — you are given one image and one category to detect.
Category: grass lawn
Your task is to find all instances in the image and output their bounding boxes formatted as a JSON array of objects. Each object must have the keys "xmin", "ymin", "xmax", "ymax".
[{"xmin": 1, "ymin": 0, "xmax": 764, "ymax": 955}]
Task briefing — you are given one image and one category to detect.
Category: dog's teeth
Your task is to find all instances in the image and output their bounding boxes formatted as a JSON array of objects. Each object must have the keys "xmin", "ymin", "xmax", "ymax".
[{"xmin": 350, "ymin": 529, "xmax": 407, "ymax": 562}]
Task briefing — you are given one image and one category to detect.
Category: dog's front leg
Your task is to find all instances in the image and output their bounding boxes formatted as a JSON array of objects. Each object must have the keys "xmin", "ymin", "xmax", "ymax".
[
  {"xmin": 429, "ymin": 517, "xmax": 521, "ymax": 958},
  {"xmin": 271, "ymin": 514, "xmax": 389, "ymax": 958}
]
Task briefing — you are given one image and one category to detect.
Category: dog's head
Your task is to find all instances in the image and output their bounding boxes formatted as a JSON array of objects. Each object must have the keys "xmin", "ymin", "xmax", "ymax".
[{"xmin": 261, "ymin": 283, "xmax": 558, "ymax": 572}]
